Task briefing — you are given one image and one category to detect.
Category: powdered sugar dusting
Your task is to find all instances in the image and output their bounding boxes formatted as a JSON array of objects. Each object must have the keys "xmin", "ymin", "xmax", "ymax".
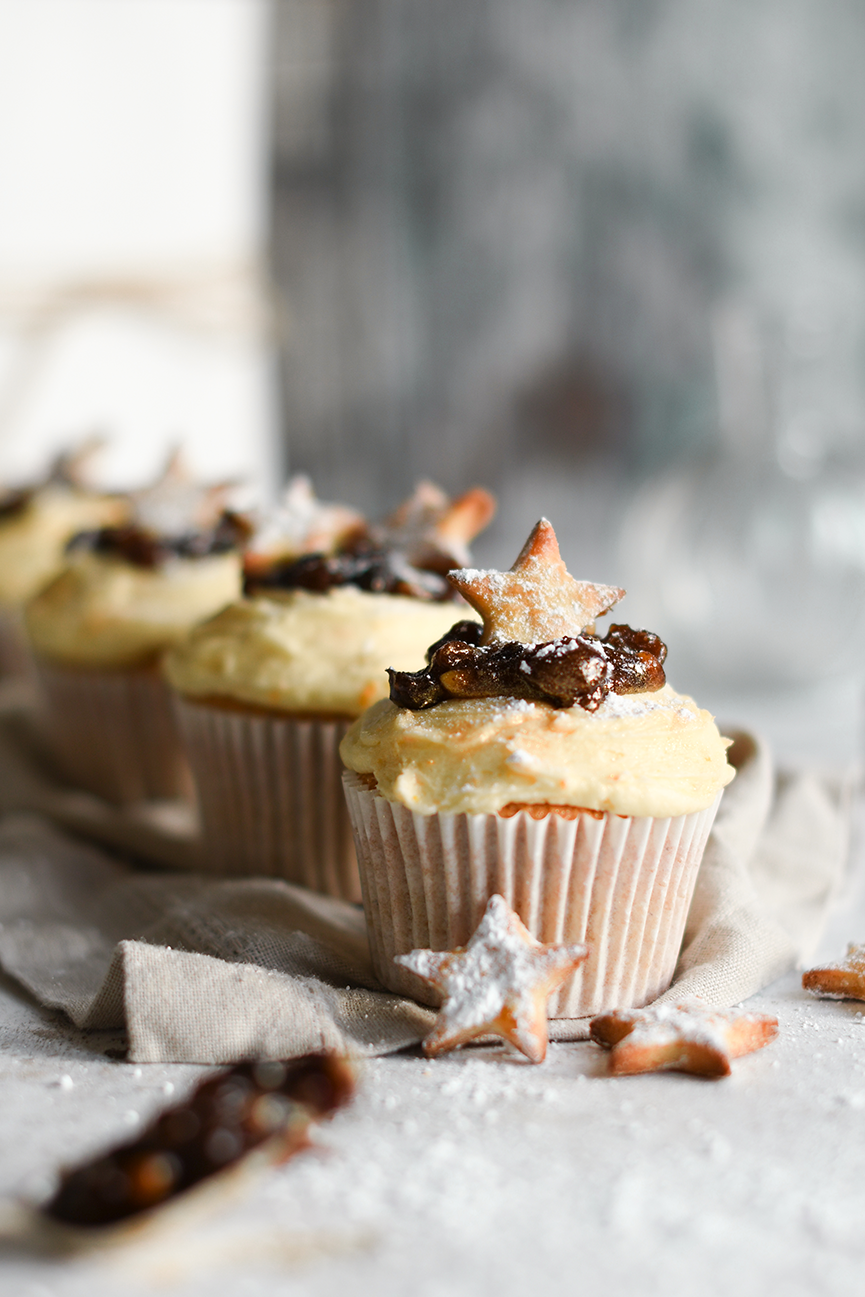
[
  {"xmin": 595, "ymin": 692, "xmax": 697, "ymax": 721},
  {"xmin": 621, "ymin": 1002, "xmax": 733, "ymax": 1053},
  {"xmin": 247, "ymin": 474, "xmax": 363, "ymax": 558}
]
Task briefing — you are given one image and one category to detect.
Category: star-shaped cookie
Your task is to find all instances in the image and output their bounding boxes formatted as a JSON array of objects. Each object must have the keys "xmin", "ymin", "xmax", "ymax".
[
  {"xmin": 395, "ymin": 895, "xmax": 588, "ymax": 1063},
  {"xmin": 448, "ymin": 518, "xmax": 624, "ymax": 646},
  {"xmin": 131, "ymin": 448, "xmax": 238, "ymax": 537},
  {"xmin": 246, "ymin": 475, "xmax": 365, "ymax": 564},
  {"xmin": 590, "ymin": 1000, "xmax": 778, "ymax": 1078},
  {"xmin": 379, "ymin": 480, "xmax": 496, "ymax": 570},
  {"xmin": 803, "ymin": 944, "xmax": 865, "ymax": 1000}
]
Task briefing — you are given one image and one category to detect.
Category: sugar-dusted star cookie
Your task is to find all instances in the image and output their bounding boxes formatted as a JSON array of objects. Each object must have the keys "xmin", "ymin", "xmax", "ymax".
[
  {"xmin": 803, "ymin": 944, "xmax": 865, "ymax": 1000},
  {"xmin": 590, "ymin": 1000, "xmax": 778, "ymax": 1078},
  {"xmin": 448, "ymin": 518, "xmax": 624, "ymax": 646},
  {"xmin": 245, "ymin": 474, "xmax": 366, "ymax": 566},
  {"xmin": 378, "ymin": 480, "xmax": 496, "ymax": 570},
  {"xmin": 130, "ymin": 448, "xmax": 239, "ymax": 537},
  {"xmin": 395, "ymin": 894, "xmax": 588, "ymax": 1063}
]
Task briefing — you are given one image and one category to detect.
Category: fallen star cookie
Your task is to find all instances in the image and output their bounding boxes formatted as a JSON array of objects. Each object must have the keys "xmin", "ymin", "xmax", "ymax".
[
  {"xmin": 590, "ymin": 1001, "xmax": 778, "ymax": 1078},
  {"xmin": 448, "ymin": 517, "xmax": 624, "ymax": 646},
  {"xmin": 395, "ymin": 894, "xmax": 588, "ymax": 1063},
  {"xmin": 802, "ymin": 944, "xmax": 865, "ymax": 1000}
]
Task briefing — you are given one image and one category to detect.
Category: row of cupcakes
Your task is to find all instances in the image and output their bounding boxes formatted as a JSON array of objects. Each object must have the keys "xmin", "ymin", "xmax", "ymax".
[
  {"xmin": 14, "ymin": 454, "xmax": 496, "ymax": 904},
  {"xmin": 0, "ymin": 440, "xmax": 128, "ymax": 674},
  {"xmin": 5, "ymin": 447, "xmax": 735, "ymax": 1020}
]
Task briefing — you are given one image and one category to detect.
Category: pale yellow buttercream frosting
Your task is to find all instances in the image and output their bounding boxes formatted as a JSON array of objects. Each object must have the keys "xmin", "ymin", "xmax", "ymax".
[
  {"xmin": 24, "ymin": 551, "xmax": 242, "ymax": 668},
  {"xmin": 0, "ymin": 487, "xmax": 125, "ymax": 607},
  {"xmin": 163, "ymin": 587, "xmax": 469, "ymax": 717},
  {"xmin": 339, "ymin": 686, "xmax": 734, "ymax": 818}
]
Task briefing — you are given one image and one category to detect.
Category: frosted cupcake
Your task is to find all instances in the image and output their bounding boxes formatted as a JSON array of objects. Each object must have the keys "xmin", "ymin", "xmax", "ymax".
[
  {"xmin": 340, "ymin": 519, "xmax": 734, "ymax": 1018},
  {"xmin": 24, "ymin": 455, "xmax": 248, "ymax": 803},
  {"xmin": 0, "ymin": 442, "xmax": 126, "ymax": 676},
  {"xmin": 164, "ymin": 479, "xmax": 496, "ymax": 900}
]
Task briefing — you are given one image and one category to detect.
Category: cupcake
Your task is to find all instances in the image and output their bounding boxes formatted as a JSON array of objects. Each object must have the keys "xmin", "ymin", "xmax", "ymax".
[
  {"xmin": 0, "ymin": 441, "xmax": 126, "ymax": 676},
  {"xmin": 164, "ymin": 479, "xmax": 496, "ymax": 900},
  {"xmin": 24, "ymin": 453, "xmax": 248, "ymax": 804},
  {"xmin": 340, "ymin": 518, "xmax": 734, "ymax": 1018}
]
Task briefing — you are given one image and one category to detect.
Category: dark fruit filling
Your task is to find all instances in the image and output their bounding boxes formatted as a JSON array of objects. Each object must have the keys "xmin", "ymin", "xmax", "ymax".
[
  {"xmin": 0, "ymin": 488, "xmax": 33, "ymax": 520},
  {"xmin": 44, "ymin": 1053, "xmax": 354, "ymax": 1229},
  {"xmin": 389, "ymin": 622, "xmax": 667, "ymax": 712},
  {"xmin": 66, "ymin": 511, "xmax": 253, "ymax": 569},
  {"xmin": 243, "ymin": 538, "xmax": 459, "ymax": 602}
]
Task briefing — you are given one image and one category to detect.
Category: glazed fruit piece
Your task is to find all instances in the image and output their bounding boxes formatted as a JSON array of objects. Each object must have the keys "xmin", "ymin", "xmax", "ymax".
[{"xmin": 44, "ymin": 1053, "xmax": 355, "ymax": 1230}]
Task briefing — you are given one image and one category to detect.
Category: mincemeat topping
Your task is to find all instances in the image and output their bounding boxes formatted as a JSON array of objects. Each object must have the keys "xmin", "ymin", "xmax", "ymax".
[
  {"xmin": 388, "ymin": 621, "xmax": 667, "ymax": 711},
  {"xmin": 66, "ymin": 511, "xmax": 253, "ymax": 569}
]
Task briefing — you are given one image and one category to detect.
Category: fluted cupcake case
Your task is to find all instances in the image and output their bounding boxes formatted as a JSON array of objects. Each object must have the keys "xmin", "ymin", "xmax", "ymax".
[
  {"xmin": 34, "ymin": 658, "xmax": 191, "ymax": 804},
  {"xmin": 343, "ymin": 770, "xmax": 720, "ymax": 1018},
  {"xmin": 0, "ymin": 608, "xmax": 32, "ymax": 679},
  {"xmin": 174, "ymin": 697, "xmax": 360, "ymax": 902}
]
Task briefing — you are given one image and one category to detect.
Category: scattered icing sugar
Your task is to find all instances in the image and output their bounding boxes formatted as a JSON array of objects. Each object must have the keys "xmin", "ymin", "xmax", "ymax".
[
  {"xmin": 534, "ymin": 636, "xmax": 608, "ymax": 662},
  {"xmin": 594, "ymin": 692, "xmax": 695, "ymax": 721},
  {"xmin": 505, "ymin": 749, "xmax": 536, "ymax": 771},
  {"xmin": 519, "ymin": 660, "xmax": 532, "ymax": 675},
  {"xmin": 487, "ymin": 697, "xmax": 535, "ymax": 718},
  {"xmin": 466, "ymin": 690, "xmax": 694, "ymax": 725},
  {"xmin": 583, "ymin": 657, "xmax": 604, "ymax": 683}
]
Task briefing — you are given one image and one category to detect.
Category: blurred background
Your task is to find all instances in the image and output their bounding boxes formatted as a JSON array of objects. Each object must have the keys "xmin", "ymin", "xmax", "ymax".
[{"xmin": 3, "ymin": 0, "xmax": 865, "ymax": 754}]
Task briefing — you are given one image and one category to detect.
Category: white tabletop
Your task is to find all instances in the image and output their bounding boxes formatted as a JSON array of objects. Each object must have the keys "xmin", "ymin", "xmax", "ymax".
[{"xmin": 1, "ymin": 699, "xmax": 863, "ymax": 1297}]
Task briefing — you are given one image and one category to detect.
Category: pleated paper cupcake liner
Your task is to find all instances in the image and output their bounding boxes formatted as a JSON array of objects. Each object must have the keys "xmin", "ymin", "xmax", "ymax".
[
  {"xmin": 343, "ymin": 770, "xmax": 721, "ymax": 1018},
  {"xmin": 34, "ymin": 657, "xmax": 191, "ymax": 805},
  {"xmin": 0, "ymin": 607, "xmax": 34, "ymax": 680},
  {"xmin": 174, "ymin": 696, "xmax": 361, "ymax": 901}
]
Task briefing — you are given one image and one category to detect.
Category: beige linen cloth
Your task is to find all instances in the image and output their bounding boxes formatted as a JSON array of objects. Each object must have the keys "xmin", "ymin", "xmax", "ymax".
[{"xmin": 0, "ymin": 689, "xmax": 853, "ymax": 1061}]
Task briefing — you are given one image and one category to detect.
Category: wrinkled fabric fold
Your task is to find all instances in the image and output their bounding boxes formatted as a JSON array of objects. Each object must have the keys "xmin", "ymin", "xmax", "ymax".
[{"xmin": 0, "ymin": 730, "xmax": 852, "ymax": 1062}]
